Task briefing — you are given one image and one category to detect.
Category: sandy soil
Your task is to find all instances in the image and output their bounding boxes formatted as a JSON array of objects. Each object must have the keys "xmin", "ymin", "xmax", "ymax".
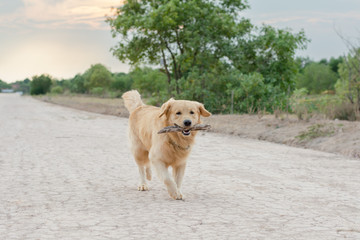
[
  {"xmin": 37, "ymin": 95, "xmax": 360, "ymax": 159},
  {"xmin": 1, "ymin": 93, "xmax": 360, "ymax": 239}
]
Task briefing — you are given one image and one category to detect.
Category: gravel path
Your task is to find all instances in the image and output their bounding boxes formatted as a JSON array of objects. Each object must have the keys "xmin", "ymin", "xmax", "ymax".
[{"xmin": 1, "ymin": 94, "xmax": 359, "ymax": 239}]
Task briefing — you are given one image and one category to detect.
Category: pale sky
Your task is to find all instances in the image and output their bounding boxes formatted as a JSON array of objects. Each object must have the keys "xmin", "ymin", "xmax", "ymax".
[{"xmin": 1, "ymin": 0, "xmax": 360, "ymax": 83}]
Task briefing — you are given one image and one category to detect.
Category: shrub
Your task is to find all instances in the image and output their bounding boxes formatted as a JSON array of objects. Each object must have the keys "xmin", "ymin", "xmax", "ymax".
[
  {"xmin": 290, "ymin": 91, "xmax": 360, "ymax": 120},
  {"xmin": 329, "ymin": 101, "xmax": 360, "ymax": 121},
  {"xmin": 106, "ymin": 91, "xmax": 123, "ymax": 98},
  {"xmin": 50, "ymin": 86, "xmax": 64, "ymax": 94},
  {"xmin": 225, "ymin": 71, "xmax": 288, "ymax": 114},
  {"xmin": 131, "ymin": 67, "xmax": 168, "ymax": 97},
  {"xmin": 30, "ymin": 74, "xmax": 52, "ymax": 95},
  {"xmin": 110, "ymin": 73, "xmax": 133, "ymax": 92},
  {"xmin": 291, "ymin": 88, "xmax": 310, "ymax": 120},
  {"xmin": 0, "ymin": 79, "xmax": 11, "ymax": 89},
  {"xmin": 83, "ymin": 64, "xmax": 113, "ymax": 91},
  {"xmin": 90, "ymin": 87, "xmax": 105, "ymax": 96},
  {"xmin": 296, "ymin": 62, "xmax": 338, "ymax": 94},
  {"xmin": 70, "ymin": 74, "xmax": 86, "ymax": 93}
]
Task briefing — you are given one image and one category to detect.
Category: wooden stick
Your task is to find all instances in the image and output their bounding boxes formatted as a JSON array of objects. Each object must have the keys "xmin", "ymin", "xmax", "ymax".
[{"xmin": 158, "ymin": 124, "xmax": 211, "ymax": 134}]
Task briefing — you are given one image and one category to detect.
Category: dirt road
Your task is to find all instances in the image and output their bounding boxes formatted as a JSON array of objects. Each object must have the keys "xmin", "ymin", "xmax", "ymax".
[{"xmin": 1, "ymin": 94, "xmax": 359, "ymax": 239}]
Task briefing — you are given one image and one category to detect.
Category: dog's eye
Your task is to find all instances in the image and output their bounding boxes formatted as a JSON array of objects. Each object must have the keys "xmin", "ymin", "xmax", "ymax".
[
  {"xmin": 176, "ymin": 112, "xmax": 182, "ymax": 115},
  {"xmin": 190, "ymin": 111, "xmax": 194, "ymax": 114}
]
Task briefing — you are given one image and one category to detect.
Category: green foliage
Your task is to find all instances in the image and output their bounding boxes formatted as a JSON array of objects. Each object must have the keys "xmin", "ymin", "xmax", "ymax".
[
  {"xmin": 55, "ymin": 79, "xmax": 72, "ymax": 92},
  {"xmin": 295, "ymin": 57, "xmax": 313, "ymax": 74},
  {"xmin": 83, "ymin": 64, "xmax": 113, "ymax": 92},
  {"xmin": 328, "ymin": 56, "xmax": 343, "ymax": 75},
  {"xmin": 90, "ymin": 87, "xmax": 105, "ymax": 96},
  {"xmin": 107, "ymin": 0, "xmax": 308, "ymax": 113},
  {"xmin": 289, "ymin": 92, "xmax": 356, "ymax": 120},
  {"xmin": 30, "ymin": 74, "xmax": 52, "ymax": 95},
  {"xmin": 296, "ymin": 62, "xmax": 338, "ymax": 94},
  {"xmin": 233, "ymin": 25, "xmax": 308, "ymax": 92},
  {"xmin": 175, "ymin": 67, "xmax": 221, "ymax": 111},
  {"xmin": 50, "ymin": 86, "xmax": 64, "ymax": 94},
  {"xmin": 290, "ymin": 88, "xmax": 310, "ymax": 120},
  {"xmin": 0, "ymin": 79, "xmax": 11, "ymax": 89},
  {"xmin": 174, "ymin": 69, "xmax": 288, "ymax": 114},
  {"xmin": 336, "ymin": 48, "xmax": 360, "ymax": 108},
  {"xmin": 70, "ymin": 74, "xmax": 86, "ymax": 93},
  {"xmin": 226, "ymin": 72, "xmax": 277, "ymax": 113},
  {"xmin": 107, "ymin": 0, "xmax": 251, "ymax": 94},
  {"xmin": 131, "ymin": 67, "xmax": 168, "ymax": 96},
  {"xmin": 110, "ymin": 72, "xmax": 133, "ymax": 92}
]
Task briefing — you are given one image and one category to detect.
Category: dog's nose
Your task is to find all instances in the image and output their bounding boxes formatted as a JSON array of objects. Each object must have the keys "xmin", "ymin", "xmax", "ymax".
[{"xmin": 183, "ymin": 119, "xmax": 192, "ymax": 127}]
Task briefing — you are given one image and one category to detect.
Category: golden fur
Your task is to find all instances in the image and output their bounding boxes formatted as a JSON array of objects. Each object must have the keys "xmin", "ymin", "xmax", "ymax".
[{"xmin": 122, "ymin": 90, "xmax": 211, "ymax": 200}]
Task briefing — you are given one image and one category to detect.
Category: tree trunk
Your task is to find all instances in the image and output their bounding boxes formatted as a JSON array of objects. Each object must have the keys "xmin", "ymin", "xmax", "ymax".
[
  {"xmin": 160, "ymin": 48, "xmax": 172, "ymax": 94},
  {"xmin": 164, "ymin": 43, "xmax": 180, "ymax": 94}
]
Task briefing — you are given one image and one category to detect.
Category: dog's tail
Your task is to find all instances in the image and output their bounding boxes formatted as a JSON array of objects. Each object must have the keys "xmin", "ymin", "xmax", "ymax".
[{"xmin": 122, "ymin": 90, "xmax": 144, "ymax": 114}]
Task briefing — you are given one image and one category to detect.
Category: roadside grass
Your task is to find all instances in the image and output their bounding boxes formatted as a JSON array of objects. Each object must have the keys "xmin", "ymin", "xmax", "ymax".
[
  {"xmin": 295, "ymin": 123, "xmax": 335, "ymax": 141},
  {"xmin": 291, "ymin": 92, "xmax": 360, "ymax": 121}
]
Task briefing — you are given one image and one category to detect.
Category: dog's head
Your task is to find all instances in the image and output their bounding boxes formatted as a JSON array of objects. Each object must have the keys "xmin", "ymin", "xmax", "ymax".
[{"xmin": 159, "ymin": 98, "xmax": 211, "ymax": 137}]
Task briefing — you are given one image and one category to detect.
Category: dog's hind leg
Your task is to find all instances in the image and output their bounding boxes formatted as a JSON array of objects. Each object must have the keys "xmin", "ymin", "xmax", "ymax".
[
  {"xmin": 132, "ymin": 148, "xmax": 150, "ymax": 191},
  {"xmin": 145, "ymin": 165, "xmax": 152, "ymax": 181}
]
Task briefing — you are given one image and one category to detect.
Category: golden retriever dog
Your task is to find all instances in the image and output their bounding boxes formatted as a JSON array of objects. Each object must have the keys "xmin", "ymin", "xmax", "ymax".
[{"xmin": 122, "ymin": 90, "xmax": 211, "ymax": 200}]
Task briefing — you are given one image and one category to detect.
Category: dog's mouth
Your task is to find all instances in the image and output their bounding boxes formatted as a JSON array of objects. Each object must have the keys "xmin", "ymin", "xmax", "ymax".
[{"xmin": 182, "ymin": 129, "xmax": 191, "ymax": 136}]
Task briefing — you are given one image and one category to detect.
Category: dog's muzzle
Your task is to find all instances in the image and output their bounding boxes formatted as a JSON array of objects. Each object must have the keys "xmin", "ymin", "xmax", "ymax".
[{"xmin": 182, "ymin": 129, "xmax": 191, "ymax": 136}]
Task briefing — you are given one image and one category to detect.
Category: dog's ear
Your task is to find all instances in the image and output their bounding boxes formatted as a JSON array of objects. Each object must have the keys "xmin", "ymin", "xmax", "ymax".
[
  {"xmin": 159, "ymin": 98, "xmax": 174, "ymax": 118},
  {"xmin": 198, "ymin": 103, "xmax": 211, "ymax": 117}
]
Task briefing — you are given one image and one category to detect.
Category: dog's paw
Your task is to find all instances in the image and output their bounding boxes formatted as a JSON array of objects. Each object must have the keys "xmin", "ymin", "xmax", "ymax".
[
  {"xmin": 178, "ymin": 191, "xmax": 185, "ymax": 200},
  {"xmin": 138, "ymin": 184, "xmax": 149, "ymax": 191},
  {"xmin": 168, "ymin": 190, "xmax": 184, "ymax": 200}
]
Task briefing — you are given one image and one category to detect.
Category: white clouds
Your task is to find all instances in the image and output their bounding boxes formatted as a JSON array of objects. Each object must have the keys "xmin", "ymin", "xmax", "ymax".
[
  {"xmin": 0, "ymin": 29, "xmax": 130, "ymax": 82},
  {"xmin": 243, "ymin": 0, "xmax": 360, "ymax": 60},
  {"xmin": 252, "ymin": 11, "xmax": 360, "ymax": 27},
  {"xmin": 0, "ymin": 0, "xmax": 130, "ymax": 82},
  {"xmin": 1, "ymin": 0, "xmax": 122, "ymax": 29}
]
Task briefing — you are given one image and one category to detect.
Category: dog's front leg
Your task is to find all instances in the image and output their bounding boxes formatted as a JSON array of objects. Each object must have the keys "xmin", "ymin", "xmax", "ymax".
[
  {"xmin": 152, "ymin": 160, "xmax": 182, "ymax": 200},
  {"xmin": 173, "ymin": 164, "xmax": 186, "ymax": 199}
]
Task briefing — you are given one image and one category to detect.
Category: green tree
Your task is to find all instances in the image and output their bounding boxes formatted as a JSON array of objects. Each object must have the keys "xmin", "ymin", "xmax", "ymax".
[
  {"xmin": 0, "ymin": 79, "xmax": 11, "ymax": 89},
  {"xmin": 336, "ymin": 48, "xmax": 360, "ymax": 109},
  {"xmin": 131, "ymin": 67, "xmax": 168, "ymax": 96},
  {"xmin": 296, "ymin": 63, "xmax": 338, "ymax": 94},
  {"xmin": 319, "ymin": 58, "xmax": 328, "ymax": 65},
  {"xmin": 70, "ymin": 74, "xmax": 86, "ymax": 93},
  {"xmin": 328, "ymin": 56, "xmax": 343, "ymax": 75},
  {"xmin": 50, "ymin": 86, "xmax": 64, "ymax": 94},
  {"xmin": 83, "ymin": 64, "xmax": 113, "ymax": 91},
  {"xmin": 317, "ymin": 56, "xmax": 343, "ymax": 75},
  {"xmin": 55, "ymin": 79, "xmax": 72, "ymax": 92},
  {"xmin": 107, "ymin": 0, "xmax": 308, "ymax": 112},
  {"xmin": 295, "ymin": 57, "xmax": 313, "ymax": 74},
  {"xmin": 110, "ymin": 72, "xmax": 133, "ymax": 92},
  {"xmin": 30, "ymin": 74, "xmax": 52, "ymax": 95},
  {"xmin": 107, "ymin": 0, "xmax": 251, "ymax": 94},
  {"xmin": 232, "ymin": 25, "xmax": 308, "ymax": 92}
]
